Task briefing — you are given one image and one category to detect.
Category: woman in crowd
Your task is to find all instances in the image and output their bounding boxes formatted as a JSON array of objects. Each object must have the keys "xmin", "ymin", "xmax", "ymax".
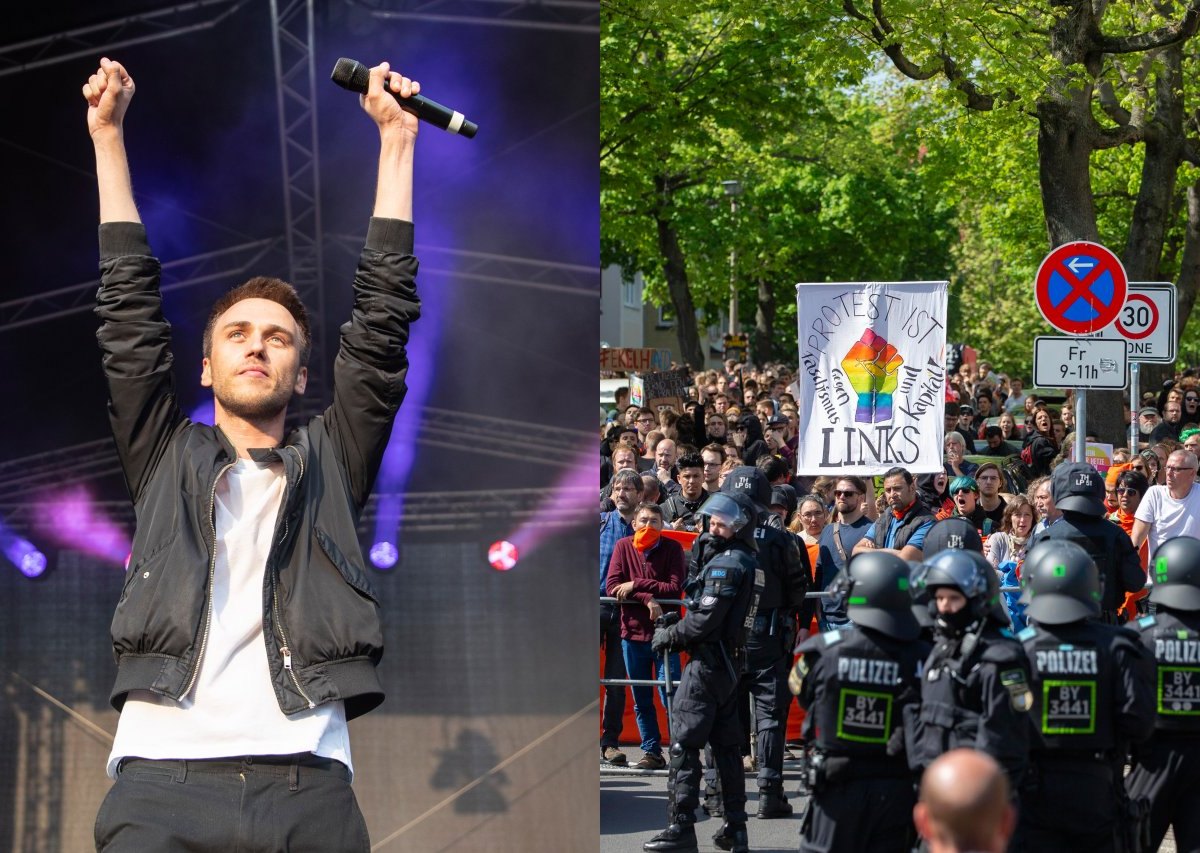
[
  {"xmin": 997, "ymin": 411, "xmax": 1020, "ymax": 442},
  {"xmin": 1109, "ymin": 467, "xmax": 1152, "ymax": 618},
  {"xmin": 1183, "ymin": 387, "xmax": 1200, "ymax": 425},
  {"xmin": 986, "ymin": 494, "xmax": 1036, "ymax": 630},
  {"xmin": 917, "ymin": 471, "xmax": 953, "ymax": 517},
  {"xmin": 1022, "ymin": 408, "xmax": 1059, "ymax": 478},
  {"xmin": 789, "ymin": 494, "xmax": 827, "ymax": 572},
  {"xmin": 944, "ymin": 431, "xmax": 978, "ymax": 478}
]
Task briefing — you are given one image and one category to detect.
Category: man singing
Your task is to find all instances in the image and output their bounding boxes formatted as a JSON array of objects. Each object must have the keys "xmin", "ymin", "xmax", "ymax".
[{"xmin": 86, "ymin": 56, "xmax": 421, "ymax": 852}]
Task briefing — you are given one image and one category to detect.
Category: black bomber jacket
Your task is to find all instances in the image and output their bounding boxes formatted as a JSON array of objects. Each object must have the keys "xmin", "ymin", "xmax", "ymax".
[{"xmin": 95, "ymin": 218, "xmax": 420, "ymax": 720}]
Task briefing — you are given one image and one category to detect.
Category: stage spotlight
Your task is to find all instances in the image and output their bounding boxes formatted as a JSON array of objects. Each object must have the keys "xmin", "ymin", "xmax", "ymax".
[
  {"xmin": 0, "ymin": 528, "xmax": 47, "ymax": 579},
  {"xmin": 487, "ymin": 540, "xmax": 519, "ymax": 572},
  {"xmin": 19, "ymin": 550, "xmax": 47, "ymax": 578},
  {"xmin": 370, "ymin": 541, "xmax": 398, "ymax": 570}
]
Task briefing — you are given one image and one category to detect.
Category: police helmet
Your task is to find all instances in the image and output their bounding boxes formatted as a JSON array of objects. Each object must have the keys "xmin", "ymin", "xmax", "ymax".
[
  {"xmin": 698, "ymin": 492, "xmax": 756, "ymax": 540},
  {"xmin": 908, "ymin": 561, "xmax": 934, "ymax": 629},
  {"xmin": 1149, "ymin": 536, "xmax": 1200, "ymax": 611},
  {"xmin": 919, "ymin": 549, "xmax": 1009, "ymax": 628},
  {"xmin": 845, "ymin": 551, "xmax": 920, "ymax": 641},
  {"xmin": 721, "ymin": 466, "xmax": 773, "ymax": 512},
  {"xmin": 1019, "ymin": 539, "xmax": 1100, "ymax": 624}
]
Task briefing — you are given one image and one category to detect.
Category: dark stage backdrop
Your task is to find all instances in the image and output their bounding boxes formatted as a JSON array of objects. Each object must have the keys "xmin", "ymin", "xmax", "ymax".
[{"xmin": 0, "ymin": 1, "xmax": 599, "ymax": 850}]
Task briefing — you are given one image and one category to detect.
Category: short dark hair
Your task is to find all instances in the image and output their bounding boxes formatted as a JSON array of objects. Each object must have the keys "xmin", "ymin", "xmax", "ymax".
[
  {"xmin": 756, "ymin": 454, "xmax": 789, "ymax": 482},
  {"xmin": 610, "ymin": 469, "xmax": 644, "ymax": 492},
  {"xmin": 1115, "ymin": 470, "xmax": 1150, "ymax": 496},
  {"xmin": 203, "ymin": 276, "xmax": 311, "ymax": 366},
  {"xmin": 882, "ymin": 466, "xmax": 913, "ymax": 485},
  {"xmin": 676, "ymin": 452, "xmax": 704, "ymax": 472},
  {"xmin": 835, "ymin": 475, "xmax": 869, "ymax": 495},
  {"xmin": 634, "ymin": 501, "xmax": 663, "ymax": 519}
]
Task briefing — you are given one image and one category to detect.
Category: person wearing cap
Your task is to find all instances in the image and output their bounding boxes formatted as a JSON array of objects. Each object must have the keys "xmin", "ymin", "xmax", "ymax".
[
  {"xmin": 952, "ymin": 406, "xmax": 979, "ymax": 452},
  {"xmin": 1125, "ymin": 536, "xmax": 1200, "ymax": 852},
  {"xmin": 762, "ymin": 413, "xmax": 793, "ymax": 466},
  {"xmin": 768, "ymin": 484, "xmax": 798, "ymax": 528},
  {"xmin": 906, "ymin": 549, "xmax": 1032, "ymax": 790},
  {"xmin": 938, "ymin": 476, "xmax": 1002, "ymax": 539},
  {"xmin": 718, "ymin": 466, "xmax": 812, "ymax": 820},
  {"xmin": 1027, "ymin": 462, "xmax": 1144, "ymax": 624},
  {"xmin": 1131, "ymin": 449, "xmax": 1200, "ymax": 557},
  {"xmin": 1012, "ymin": 539, "xmax": 1155, "ymax": 852},
  {"xmin": 1138, "ymin": 406, "xmax": 1162, "ymax": 439},
  {"xmin": 789, "ymin": 551, "xmax": 930, "ymax": 853},
  {"xmin": 645, "ymin": 492, "xmax": 763, "ymax": 853}
]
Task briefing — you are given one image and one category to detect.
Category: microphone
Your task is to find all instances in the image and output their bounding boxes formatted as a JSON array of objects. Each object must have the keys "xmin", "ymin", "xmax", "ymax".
[{"xmin": 330, "ymin": 58, "xmax": 478, "ymax": 139}]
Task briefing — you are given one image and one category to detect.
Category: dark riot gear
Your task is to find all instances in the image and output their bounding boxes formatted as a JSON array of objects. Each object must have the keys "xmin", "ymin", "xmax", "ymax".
[
  {"xmin": 843, "ymin": 551, "xmax": 920, "ymax": 641},
  {"xmin": 1125, "ymin": 606, "xmax": 1200, "ymax": 853},
  {"xmin": 1148, "ymin": 536, "xmax": 1200, "ymax": 611},
  {"xmin": 1019, "ymin": 539, "xmax": 1101, "ymax": 625},
  {"xmin": 917, "ymin": 549, "xmax": 1009, "ymax": 632}
]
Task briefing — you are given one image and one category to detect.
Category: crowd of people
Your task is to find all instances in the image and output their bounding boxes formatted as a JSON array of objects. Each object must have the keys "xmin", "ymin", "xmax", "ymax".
[{"xmin": 599, "ymin": 355, "xmax": 1200, "ymax": 852}]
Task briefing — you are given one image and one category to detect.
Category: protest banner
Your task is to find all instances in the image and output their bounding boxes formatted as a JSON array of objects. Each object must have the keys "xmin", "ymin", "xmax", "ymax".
[
  {"xmin": 795, "ymin": 281, "xmax": 949, "ymax": 476},
  {"xmin": 629, "ymin": 369, "xmax": 688, "ymax": 413}
]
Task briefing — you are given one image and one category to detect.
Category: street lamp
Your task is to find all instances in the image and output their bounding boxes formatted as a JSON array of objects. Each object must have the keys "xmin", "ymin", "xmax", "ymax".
[{"xmin": 722, "ymin": 180, "xmax": 743, "ymax": 336}]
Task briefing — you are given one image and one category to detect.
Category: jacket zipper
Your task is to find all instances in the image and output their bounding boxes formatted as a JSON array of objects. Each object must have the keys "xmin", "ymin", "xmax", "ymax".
[
  {"xmin": 273, "ymin": 445, "xmax": 314, "ymax": 708},
  {"xmin": 182, "ymin": 459, "xmax": 236, "ymax": 699}
]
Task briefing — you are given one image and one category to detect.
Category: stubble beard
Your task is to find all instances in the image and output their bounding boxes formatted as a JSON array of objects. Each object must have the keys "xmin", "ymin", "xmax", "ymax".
[{"xmin": 214, "ymin": 372, "xmax": 295, "ymax": 423}]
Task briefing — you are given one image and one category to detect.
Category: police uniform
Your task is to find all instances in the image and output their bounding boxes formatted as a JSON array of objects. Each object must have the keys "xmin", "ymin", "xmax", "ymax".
[
  {"xmin": 1012, "ymin": 540, "xmax": 1155, "ymax": 853},
  {"xmin": 1125, "ymin": 537, "xmax": 1200, "ymax": 852},
  {"xmin": 1028, "ymin": 462, "xmax": 1145, "ymax": 623},
  {"xmin": 719, "ymin": 466, "xmax": 812, "ymax": 817},
  {"xmin": 645, "ymin": 493, "xmax": 763, "ymax": 853},
  {"xmin": 907, "ymin": 548, "xmax": 1033, "ymax": 788},
  {"xmin": 790, "ymin": 552, "xmax": 927, "ymax": 853}
]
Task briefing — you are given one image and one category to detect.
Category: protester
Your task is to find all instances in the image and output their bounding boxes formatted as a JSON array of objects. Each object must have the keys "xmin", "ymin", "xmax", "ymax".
[{"xmin": 914, "ymin": 750, "xmax": 1016, "ymax": 853}]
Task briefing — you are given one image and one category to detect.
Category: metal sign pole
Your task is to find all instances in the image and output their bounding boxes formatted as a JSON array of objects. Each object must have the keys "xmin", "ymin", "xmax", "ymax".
[
  {"xmin": 1129, "ymin": 362, "xmax": 1140, "ymax": 452},
  {"xmin": 1075, "ymin": 391, "xmax": 1087, "ymax": 463}
]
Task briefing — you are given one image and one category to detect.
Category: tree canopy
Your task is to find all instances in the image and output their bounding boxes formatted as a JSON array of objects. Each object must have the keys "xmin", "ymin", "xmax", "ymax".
[{"xmin": 602, "ymin": 1, "xmax": 1200, "ymax": 440}]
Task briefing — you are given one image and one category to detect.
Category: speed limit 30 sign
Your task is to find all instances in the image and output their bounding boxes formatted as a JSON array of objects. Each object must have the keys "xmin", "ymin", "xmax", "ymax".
[{"xmin": 1096, "ymin": 282, "xmax": 1176, "ymax": 363}]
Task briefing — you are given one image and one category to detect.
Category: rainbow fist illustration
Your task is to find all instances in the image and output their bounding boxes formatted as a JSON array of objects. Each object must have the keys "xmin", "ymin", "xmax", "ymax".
[{"xmin": 841, "ymin": 329, "xmax": 904, "ymax": 423}]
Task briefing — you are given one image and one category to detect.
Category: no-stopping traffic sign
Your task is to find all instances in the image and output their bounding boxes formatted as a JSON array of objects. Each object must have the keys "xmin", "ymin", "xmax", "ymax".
[{"xmin": 1035, "ymin": 241, "xmax": 1128, "ymax": 335}]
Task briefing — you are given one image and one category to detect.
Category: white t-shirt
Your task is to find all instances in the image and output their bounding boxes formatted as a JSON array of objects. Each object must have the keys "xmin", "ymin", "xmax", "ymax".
[
  {"xmin": 108, "ymin": 457, "xmax": 351, "ymax": 778},
  {"xmin": 1134, "ymin": 482, "xmax": 1200, "ymax": 556}
]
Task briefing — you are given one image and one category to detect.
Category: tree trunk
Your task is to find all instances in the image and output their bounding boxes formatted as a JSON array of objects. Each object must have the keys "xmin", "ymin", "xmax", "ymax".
[
  {"xmin": 653, "ymin": 183, "xmax": 704, "ymax": 369},
  {"xmin": 1036, "ymin": 98, "xmax": 1131, "ymax": 445},
  {"xmin": 753, "ymin": 276, "xmax": 775, "ymax": 365}
]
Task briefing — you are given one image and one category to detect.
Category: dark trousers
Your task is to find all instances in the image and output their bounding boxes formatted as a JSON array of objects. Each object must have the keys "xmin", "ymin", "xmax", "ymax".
[
  {"xmin": 800, "ymin": 776, "xmax": 914, "ymax": 853},
  {"xmin": 600, "ymin": 602, "xmax": 628, "ymax": 748},
  {"xmin": 740, "ymin": 631, "xmax": 792, "ymax": 791},
  {"xmin": 94, "ymin": 753, "xmax": 368, "ymax": 853},
  {"xmin": 1126, "ymin": 735, "xmax": 1200, "ymax": 852},
  {"xmin": 1013, "ymin": 759, "xmax": 1118, "ymax": 853},
  {"xmin": 670, "ymin": 657, "xmax": 746, "ymax": 824}
]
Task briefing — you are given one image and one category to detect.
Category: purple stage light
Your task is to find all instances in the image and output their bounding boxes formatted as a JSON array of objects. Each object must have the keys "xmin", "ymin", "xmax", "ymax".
[
  {"xmin": 0, "ymin": 520, "xmax": 47, "ymax": 579},
  {"xmin": 34, "ymin": 485, "xmax": 131, "ymax": 566},
  {"xmin": 19, "ymin": 549, "xmax": 47, "ymax": 578},
  {"xmin": 370, "ymin": 541, "xmax": 399, "ymax": 570}
]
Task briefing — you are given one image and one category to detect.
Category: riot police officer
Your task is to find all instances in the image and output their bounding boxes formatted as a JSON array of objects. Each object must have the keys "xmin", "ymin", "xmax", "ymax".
[
  {"xmin": 1028, "ymin": 461, "xmax": 1145, "ymax": 624},
  {"xmin": 907, "ymin": 548, "xmax": 1032, "ymax": 789},
  {"xmin": 645, "ymin": 492, "xmax": 763, "ymax": 853},
  {"xmin": 789, "ymin": 551, "xmax": 928, "ymax": 853},
  {"xmin": 1013, "ymin": 539, "xmax": 1155, "ymax": 852},
  {"xmin": 720, "ymin": 465, "xmax": 812, "ymax": 818},
  {"xmin": 1125, "ymin": 535, "xmax": 1200, "ymax": 851}
]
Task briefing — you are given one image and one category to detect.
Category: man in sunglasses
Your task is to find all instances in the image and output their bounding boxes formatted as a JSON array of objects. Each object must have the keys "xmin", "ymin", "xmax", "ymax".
[{"xmin": 814, "ymin": 477, "xmax": 873, "ymax": 631}]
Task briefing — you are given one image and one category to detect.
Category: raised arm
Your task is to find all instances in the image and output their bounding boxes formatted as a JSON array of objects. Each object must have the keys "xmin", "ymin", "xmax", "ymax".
[
  {"xmin": 360, "ymin": 61, "xmax": 419, "ymax": 221},
  {"xmin": 83, "ymin": 57, "xmax": 139, "ymax": 224}
]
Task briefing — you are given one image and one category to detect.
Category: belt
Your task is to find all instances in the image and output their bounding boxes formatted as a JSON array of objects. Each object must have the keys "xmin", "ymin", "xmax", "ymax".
[{"xmin": 117, "ymin": 752, "xmax": 349, "ymax": 782}]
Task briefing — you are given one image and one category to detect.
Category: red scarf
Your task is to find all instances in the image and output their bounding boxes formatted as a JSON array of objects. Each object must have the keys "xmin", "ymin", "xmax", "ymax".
[{"xmin": 893, "ymin": 498, "xmax": 917, "ymax": 521}]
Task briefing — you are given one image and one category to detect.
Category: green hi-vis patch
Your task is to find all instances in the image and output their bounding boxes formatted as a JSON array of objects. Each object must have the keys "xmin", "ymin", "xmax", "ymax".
[
  {"xmin": 897, "ymin": 577, "xmax": 909, "ymax": 591},
  {"xmin": 1158, "ymin": 666, "xmax": 1200, "ymax": 715},
  {"xmin": 1042, "ymin": 680, "xmax": 1096, "ymax": 735},
  {"xmin": 1155, "ymin": 556, "xmax": 1170, "ymax": 585},
  {"xmin": 1001, "ymin": 669, "xmax": 1033, "ymax": 712},
  {"xmin": 1053, "ymin": 564, "xmax": 1066, "ymax": 577},
  {"xmin": 836, "ymin": 688, "xmax": 893, "ymax": 744},
  {"xmin": 848, "ymin": 596, "xmax": 867, "ymax": 605}
]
